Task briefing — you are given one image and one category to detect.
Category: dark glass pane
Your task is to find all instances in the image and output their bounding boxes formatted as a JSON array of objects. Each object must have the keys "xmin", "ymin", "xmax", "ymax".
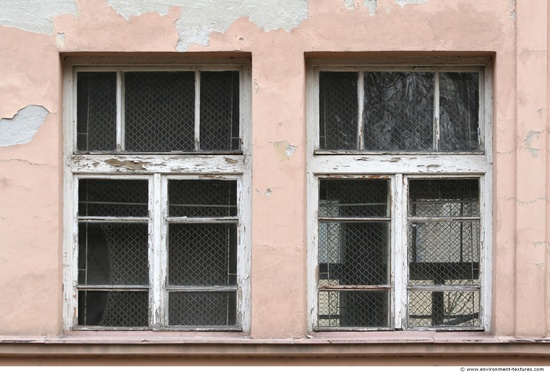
[
  {"xmin": 408, "ymin": 290, "xmax": 480, "ymax": 328},
  {"xmin": 78, "ymin": 223, "xmax": 149, "ymax": 285},
  {"xmin": 125, "ymin": 71, "xmax": 195, "ymax": 152},
  {"xmin": 318, "ymin": 291, "xmax": 389, "ymax": 327},
  {"xmin": 200, "ymin": 71, "xmax": 240, "ymax": 151},
  {"xmin": 77, "ymin": 72, "xmax": 117, "ymax": 151},
  {"xmin": 169, "ymin": 291, "xmax": 237, "ymax": 326},
  {"xmin": 79, "ymin": 179, "xmax": 149, "ymax": 217},
  {"xmin": 439, "ymin": 72, "xmax": 480, "ymax": 151},
  {"xmin": 78, "ymin": 290, "xmax": 148, "ymax": 327},
  {"xmin": 364, "ymin": 72, "xmax": 434, "ymax": 151},
  {"xmin": 319, "ymin": 72, "xmax": 358, "ymax": 150},
  {"xmin": 169, "ymin": 223, "xmax": 237, "ymax": 286},
  {"xmin": 409, "ymin": 179, "xmax": 480, "ymax": 217},
  {"xmin": 319, "ymin": 179, "xmax": 389, "ymax": 218},
  {"xmin": 169, "ymin": 179, "xmax": 237, "ymax": 217}
]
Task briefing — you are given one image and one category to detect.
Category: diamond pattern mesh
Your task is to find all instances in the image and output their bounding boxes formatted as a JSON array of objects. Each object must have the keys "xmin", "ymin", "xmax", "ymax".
[
  {"xmin": 78, "ymin": 223, "xmax": 149, "ymax": 285},
  {"xmin": 200, "ymin": 71, "xmax": 240, "ymax": 151},
  {"xmin": 319, "ymin": 72, "xmax": 358, "ymax": 150},
  {"xmin": 79, "ymin": 179, "xmax": 149, "ymax": 217},
  {"xmin": 78, "ymin": 290, "xmax": 148, "ymax": 327},
  {"xmin": 408, "ymin": 290, "xmax": 480, "ymax": 328},
  {"xmin": 125, "ymin": 72, "xmax": 195, "ymax": 152},
  {"xmin": 169, "ymin": 223, "xmax": 237, "ymax": 286},
  {"xmin": 439, "ymin": 72, "xmax": 480, "ymax": 151},
  {"xmin": 319, "ymin": 179, "xmax": 389, "ymax": 218},
  {"xmin": 409, "ymin": 179, "xmax": 479, "ymax": 218},
  {"xmin": 318, "ymin": 291, "xmax": 389, "ymax": 327},
  {"xmin": 364, "ymin": 72, "xmax": 434, "ymax": 151},
  {"xmin": 169, "ymin": 180, "xmax": 237, "ymax": 217},
  {"xmin": 77, "ymin": 72, "xmax": 117, "ymax": 151},
  {"xmin": 169, "ymin": 291, "xmax": 237, "ymax": 326}
]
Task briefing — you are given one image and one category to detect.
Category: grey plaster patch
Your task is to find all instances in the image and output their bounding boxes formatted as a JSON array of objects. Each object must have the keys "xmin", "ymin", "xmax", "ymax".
[
  {"xmin": 0, "ymin": 106, "xmax": 49, "ymax": 147},
  {"xmin": 0, "ymin": 0, "xmax": 77, "ymax": 34},
  {"xmin": 364, "ymin": 0, "xmax": 377, "ymax": 15},
  {"xmin": 394, "ymin": 0, "xmax": 429, "ymax": 6},
  {"xmin": 107, "ymin": 0, "xmax": 309, "ymax": 51},
  {"xmin": 344, "ymin": 0, "xmax": 356, "ymax": 10}
]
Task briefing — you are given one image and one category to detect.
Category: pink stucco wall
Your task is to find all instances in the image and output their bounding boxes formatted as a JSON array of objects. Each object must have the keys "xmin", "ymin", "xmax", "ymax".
[{"xmin": 0, "ymin": 0, "xmax": 548, "ymax": 363}]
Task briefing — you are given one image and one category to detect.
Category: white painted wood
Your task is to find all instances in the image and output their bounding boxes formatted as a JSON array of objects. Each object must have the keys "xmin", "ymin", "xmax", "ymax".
[
  {"xmin": 151, "ymin": 174, "xmax": 162, "ymax": 327},
  {"xmin": 194, "ymin": 70, "xmax": 201, "ymax": 151},
  {"xmin": 393, "ymin": 174, "xmax": 406, "ymax": 330},
  {"xmin": 117, "ymin": 71, "xmax": 124, "ymax": 151},
  {"xmin": 357, "ymin": 71, "xmax": 365, "ymax": 150},
  {"xmin": 434, "ymin": 71, "xmax": 440, "ymax": 151}
]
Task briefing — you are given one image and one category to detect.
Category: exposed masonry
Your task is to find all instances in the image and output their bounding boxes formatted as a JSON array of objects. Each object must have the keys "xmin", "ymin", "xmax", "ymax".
[
  {"xmin": 106, "ymin": 0, "xmax": 309, "ymax": 51},
  {"xmin": 0, "ymin": 106, "xmax": 49, "ymax": 147},
  {"xmin": 273, "ymin": 141, "xmax": 297, "ymax": 160},
  {"xmin": 0, "ymin": 0, "xmax": 77, "ymax": 34}
]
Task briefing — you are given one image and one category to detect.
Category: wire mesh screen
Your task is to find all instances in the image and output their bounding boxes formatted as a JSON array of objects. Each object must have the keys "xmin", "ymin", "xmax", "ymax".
[
  {"xmin": 78, "ymin": 290, "xmax": 149, "ymax": 327},
  {"xmin": 318, "ymin": 291, "xmax": 389, "ymax": 328},
  {"xmin": 200, "ymin": 71, "xmax": 240, "ymax": 151},
  {"xmin": 125, "ymin": 72, "xmax": 195, "ymax": 152},
  {"xmin": 78, "ymin": 223, "xmax": 149, "ymax": 285},
  {"xmin": 168, "ymin": 180, "xmax": 237, "ymax": 217},
  {"xmin": 319, "ymin": 72, "xmax": 358, "ymax": 150},
  {"xmin": 168, "ymin": 223, "xmax": 237, "ymax": 286},
  {"xmin": 409, "ymin": 179, "xmax": 480, "ymax": 218},
  {"xmin": 319, "ymin": 179, "xmax": 389, "ymax": 218},
  {"xmin": 439, "ymin": 72, "xmax": 480, "ymax": 151},
  {"xmin": 364, "ymin": 72, "xmax": 434, "ymax": 151},
  {"xmin": 77, "ymin": 72, "xmax": 117, "ymax": 151},
  {"xmin": 78, "ymin": 179, "xmax": 149, "ymax": 217},
  {"xmin": 169, "ymin": 291, "xmax": 237, "ymax": 326},
  {"xmin": 407, "ymin": 290, "xmax": 480, "ymax": 328}
]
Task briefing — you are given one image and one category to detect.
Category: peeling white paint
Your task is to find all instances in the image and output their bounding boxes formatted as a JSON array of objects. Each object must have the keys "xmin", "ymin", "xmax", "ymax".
[
  {"xmin": 0, "ymin": 106, "xmax": 49, "ymax": 147},
  {"xmin": 106, "ymin": 0, "xmax": 309, "ymax": 51},
  {"xmin": 394, "ymin": 0, "xmax": 429, "ymax": 7},
  {"xmin": 364, "ymin": 0, "xmax": 377, "ymax": 15},
  {"xmin": 0, "ymin": 0, "xmax": 77, "ymax": 35}
]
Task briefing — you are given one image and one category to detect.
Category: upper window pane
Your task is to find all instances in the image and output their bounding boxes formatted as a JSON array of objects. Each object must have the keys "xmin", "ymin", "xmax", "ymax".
[{"xmin": 168, "ymin": 179, "xmax": 237, "ymax": 217}]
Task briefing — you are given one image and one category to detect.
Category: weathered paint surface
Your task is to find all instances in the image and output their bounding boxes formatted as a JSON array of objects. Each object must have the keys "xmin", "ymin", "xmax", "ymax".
[{"xmin": 0, "ymin": 0, "xmax": 549, "ymax": 362}]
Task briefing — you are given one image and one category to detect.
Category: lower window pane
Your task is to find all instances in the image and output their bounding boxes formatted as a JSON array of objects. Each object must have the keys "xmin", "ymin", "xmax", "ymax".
[
  {"xmin": 78, "ymin": 291, "xmax": 149, "ymax": 327},
  {"xmin": 169, "ymin": 292, "xmax": 237, "ymax": 326},
  {"xmin": 407, "ymin": 290, "xmax": 480, "ymax": 328},
  {"xmin": 318, "ymin": 290, "xmax": 389, "ymax": 328}
]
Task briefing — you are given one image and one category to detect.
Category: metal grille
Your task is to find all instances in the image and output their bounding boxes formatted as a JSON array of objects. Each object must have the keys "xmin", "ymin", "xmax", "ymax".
[
  {"xmin": 439, "ymin": 72, "xmax": 480, "ymax": 151},
  {"xmin": 78, "ymin": 179, "xmax": 149, "ymax": 217},
  {"xmin": 125, "ymin": 71, "xmax": 195, "ymax": 152},
  {"xmin": 410, "ymin": 178, "xmax": 480, "ymax": 217},
  {"xmin": 364, "ymin": 72, "xmax": 434, "ymax": 151},
  {"xmin": 168, "ymin": 179, "xmax": 237, "ymax": 217},
  {"xmin": 200, "ymin": 71, "xmax": 240, "ymax": 151},
  {"xmin": 319, "ymin": 72, "xmax": 358, "ymax": 150},
  {"xmin": 78, "ymin": 290, "xmax": 149, "ymax": 327},
  {"xmin": 77, "ymin": 72, "xmax": 117, "ymax": 151},
  {"xmin": 407, "ymin": 290, "xmax": 480, "ymax": 328},
  {"xmin": 168, "ymin": 224, "xmax": 237, "ymax": 286},
  {"xmin": 78, "ymin": 223, "xmax": 149, "ymax": 285},
  {"xmin": 169, "ymin": 291, "xmax": 237, "ymax": 326},
  {"xmin": 318, "ymin": 291, "xmax": 389, "ymax": 328},
  {"xmin": 319, "ymin": 179, "xmax": 389, "ymax": 218}
]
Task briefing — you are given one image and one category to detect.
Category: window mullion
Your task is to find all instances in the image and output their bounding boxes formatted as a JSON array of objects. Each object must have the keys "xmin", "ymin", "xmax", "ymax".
[
  {"xmin": 357, "ymin": 71, "xmax": 365, "ymax": 151},
  {"xmin": 194, "ymin": 70, "xmax": 201, "ymax": 151},
  {"xmin": 150, "ymin": 174, "xmax": 164, "ymax": 328},
  {"xmin": 392, "ymin": 174, "xmax": 407, "ymax": 329},
  {"xmin": 433, "ymin": 71, "xmax": 440, "ymax": 151},
  {"xmin": 117, "ymin": 71, "xmax": 125, "ymax": 152}
]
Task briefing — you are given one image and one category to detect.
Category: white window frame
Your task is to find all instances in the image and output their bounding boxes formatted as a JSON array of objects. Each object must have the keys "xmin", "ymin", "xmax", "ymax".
[
  {"xmin": 306, "ymin": 58, "xmax": 493, "ymax": 332},
  {"xmin": 63, "ymin": 57, "xmax": 252, "ymax": 331}
]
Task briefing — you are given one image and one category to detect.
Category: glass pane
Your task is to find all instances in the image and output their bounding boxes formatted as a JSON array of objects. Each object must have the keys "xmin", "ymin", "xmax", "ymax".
[
  {"xmin": 78, "ymin": 223, "xmax": 149, "ymax": 285},
  {"xmin": 318, "ymin": 290, "xmax": 389, "ymax": 328},
  {"xmin": 79, "ymin": 179, "xmax": 149, "ymax": 217},
  {"xmin": 169, "ymin": 291, "xmax": 237, "ymax": 326},
  {"xmin": 319, "ymin": 222, "xmax": 389, "ymax": 285},
  {"xmin": 364, "ymin": 72, "xmax": 434, "ymax": 151},
  {"xmin": 169, "ymin": 179, "xmax": 237, "ymax": 217},
  {"xmin": 78, "ymin": 290, "xmax": 148, "ymax": 327},
  {"xmin": 200, "ymin": 71, "xmax": 240, "ymax": 151},
  {"xmin": 407, "ymin": 290, "xmax": 480, "ymax": 328},
  {"xmin": 77, "ymin": 72, "xmax": 117, "ymax": 151},
  {"xmin": 169, "ymin": 224, "xmax": 237, "ymax": 286},
  {"xmin": 439, "ymin": 72, "xmax": 480, "ymax": 151},
  {"xmin": 319, "ymin": 179, "xmax": 389, "ymax": 218},
  {"xmin": 409, "ymin": 179, "xmax": 480, "ymax": 217},
  {"xmin": 319, "ymin": 72, "xmax": 358, "ymax": 150},
  {"xmin": 125, "ymin": 71, "xmax": 195, "ymax": 152}
]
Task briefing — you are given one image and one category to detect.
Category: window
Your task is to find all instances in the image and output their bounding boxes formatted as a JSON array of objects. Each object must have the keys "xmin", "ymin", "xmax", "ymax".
[
  {"xmin": 63, "ymin": 59, "xmax": 251, "ymax": 331},
  {"xmin": 307, "ymin": 60, "xmax": 492, "ymax": 331}
]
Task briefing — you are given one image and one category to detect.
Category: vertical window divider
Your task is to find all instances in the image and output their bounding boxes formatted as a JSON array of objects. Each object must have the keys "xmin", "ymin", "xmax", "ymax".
[
  {"xmin": 116, "ymin": 71, "xmax": 125, "ymax": 152},
  {"xmin": 150, "ymin": 174, "xmax": 163, "ymax": 328},
  {"xmin": 357, "ymin": 71, "xmax": 365, "ymax": 150},
  {"xmin": 194, "ymin": 70, "xmax": 201, "ymax": 151},
  {"xmin": 392, "ymin": 174, "xmax": 407, "ymax": 329},
  {"xmin": 433, "ymin": 72, "xmax": 440, "ymax": 151}
]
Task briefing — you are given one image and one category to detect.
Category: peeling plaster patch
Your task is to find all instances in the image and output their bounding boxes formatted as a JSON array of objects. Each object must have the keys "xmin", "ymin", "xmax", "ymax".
[
  {"xmin": 0, "ymin": 0, "xmax": 77, "ymax": 34},
  {"xmin": 273, "ymin": 140, "xmax": 297, "ymax": 160},
  {"xmin": 364, "ymin": 0, "xmax": 377, "ymax": 15},
  {"xmin": 394, "ymin": 0, "xmax": 429, "ymax": 7},
  {"xmin": 107, "ymin": 0, "xmax": 308, "ymax": 51},
  {"xmin": 56, "ymin": 33, "xmax": 66, "ymax": 48},
  {"xmin": 265, "ymin": 189, "xmax": 272, "ymax": 197},
  {"xmin": 0, "ymin": 106, "xmax": 49, "ymax": 147},
  {"xmin": 523, "ymin": 130, "xmax": 541, "ymax": 157},
  {"xmin": 344, "ymin": 0, "xmax": 355, "ymax": 10}
]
